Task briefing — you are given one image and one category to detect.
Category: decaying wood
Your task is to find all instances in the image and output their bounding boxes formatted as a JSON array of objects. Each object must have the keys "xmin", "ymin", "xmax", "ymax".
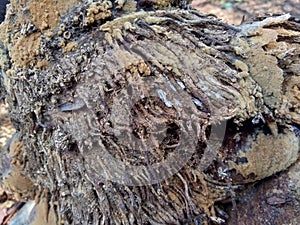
[
  {"xmin": 225, "ymin": 159, "xmax": 300, "ymax": 225},
  {"xmin": 0, "ymin": 0, "xmax": 299, "ymax": 224}
]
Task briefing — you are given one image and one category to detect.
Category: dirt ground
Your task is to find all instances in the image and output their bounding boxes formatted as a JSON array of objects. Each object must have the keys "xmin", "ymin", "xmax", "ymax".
[
  {"xmin": 0, "ymin": 0, "xmax": 299, "ymax": 224},
  {"xmin": 191, "ymin": 0, "xmax": 300, "ymax": 25}
]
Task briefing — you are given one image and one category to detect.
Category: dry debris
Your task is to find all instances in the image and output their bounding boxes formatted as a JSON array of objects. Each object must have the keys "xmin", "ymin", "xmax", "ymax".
[{"xmin": 0, "ymin": 0, "xmax": 299, "ymax": 224}]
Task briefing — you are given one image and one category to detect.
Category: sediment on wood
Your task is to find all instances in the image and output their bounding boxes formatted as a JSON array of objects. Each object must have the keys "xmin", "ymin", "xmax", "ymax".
[{"xmin": 0, "ymin": 0, "xmax": 299, "ymax": 224}]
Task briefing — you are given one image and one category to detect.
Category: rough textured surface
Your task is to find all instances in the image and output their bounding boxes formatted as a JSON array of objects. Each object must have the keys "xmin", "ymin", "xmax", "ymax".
[
  {"xmin": 225, "ymin": 158, "xmax": 300, "ymax": 225},
  {"xmin": 0, "ymin": 103, "xmax": 15, "ymax": 150},
  {"xmin": 219, "ymin": 126, "xmax": 299, "ymax": 184},
  {"xmin": 0, "ymin": 0, "xmax": 299, "ymax": 224}
]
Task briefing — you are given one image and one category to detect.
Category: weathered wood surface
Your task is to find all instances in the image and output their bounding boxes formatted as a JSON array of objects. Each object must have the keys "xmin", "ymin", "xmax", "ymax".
[{"xmin": 0, "ymin": 0, "xmax": 299, "ymax": 224}]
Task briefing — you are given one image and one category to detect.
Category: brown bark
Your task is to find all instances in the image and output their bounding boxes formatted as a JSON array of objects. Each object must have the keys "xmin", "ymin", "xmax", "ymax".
[{"xmin": 0, "ymin": 0, "xmax": 299, "ymax": 224}]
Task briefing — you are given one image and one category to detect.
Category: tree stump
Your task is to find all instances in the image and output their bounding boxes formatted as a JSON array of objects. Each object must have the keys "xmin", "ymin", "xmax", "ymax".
[{"xmin": 0, "ymin": 0, "xmax": 299, "ymax": 224}]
